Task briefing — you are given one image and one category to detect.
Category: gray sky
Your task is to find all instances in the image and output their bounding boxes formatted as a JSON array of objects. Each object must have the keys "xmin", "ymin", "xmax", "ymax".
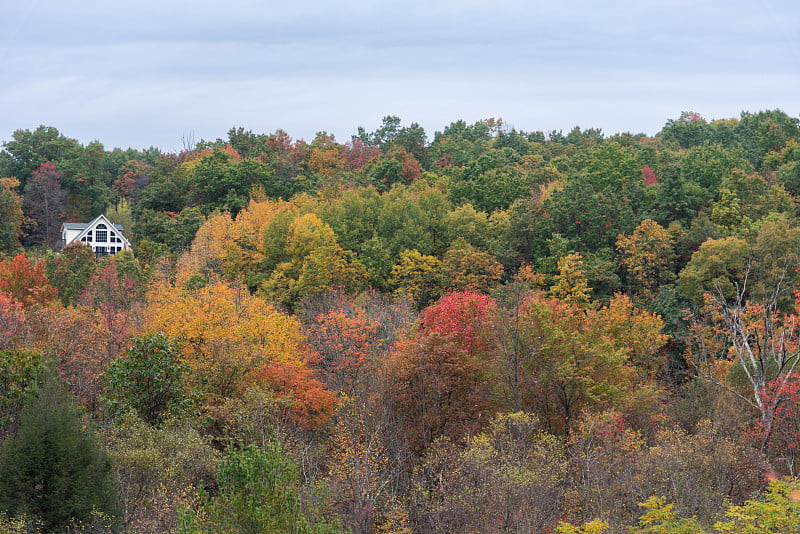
[{"xmin": 1, "ymin": 0, "xmax": 798, "ymax": 152}]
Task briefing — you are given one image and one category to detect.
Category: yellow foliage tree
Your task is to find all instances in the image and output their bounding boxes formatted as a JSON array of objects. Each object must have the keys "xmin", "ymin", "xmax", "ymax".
[
  {"xmin": 389, "ymin": 249, "xmax": 442, "ymax": 308},
  {"xmin": 596, "ymin": 294, "xmax": 668, "ymax": 380},
  {"xmin": 176, "ymin": 198, "xmax": 293, "ymax": 290},
  {"xmin": 146, "ymin": 281, "xmax": 336, "ymax": 426},
  {"xmin": 440, "ymin": 239, "xmax": 504, "ymax": 294},
  {"xmin": 175, "ymin": 211, "xmax": 235, "ymax": 287},
  {"xmin": 260, "ymin": 213, "xmax": 366, "ymax": 307},
  {"xmin": 616, "ymin": 219, "xmax": 675, "ymax": 301},
  {"xmin": 549, "ymin": 252, "xmax": 592, "ymax": 304}
]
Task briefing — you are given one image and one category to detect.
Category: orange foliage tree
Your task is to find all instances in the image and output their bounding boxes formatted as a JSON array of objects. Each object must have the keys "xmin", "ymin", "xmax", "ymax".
[
  {"xmin": 305, "ymin": 308, "xmax": 384, "ymax": 395},
  {"xmin": 174, "ymin": 197, "xmax": 291, "ymax": 289},
  {"xmin": 16, "ymin": 304, "xmax": 113, "ymax": 409},
  {"xmin": 146, "ymin": 281, "xmax": 336, "ymax": 427}
]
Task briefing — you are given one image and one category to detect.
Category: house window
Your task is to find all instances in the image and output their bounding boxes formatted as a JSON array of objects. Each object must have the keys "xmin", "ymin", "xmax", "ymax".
[{"xmin": 95, "ymin": 224, "xmax": 107, "ymax": 243}]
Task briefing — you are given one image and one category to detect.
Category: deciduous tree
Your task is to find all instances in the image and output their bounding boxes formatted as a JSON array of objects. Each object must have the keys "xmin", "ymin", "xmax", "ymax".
[
  {"xmin": 0, "ymin": 253, "xmax": 58, "ymax": 306},
  {"xmin": 45, "ymin": 242, "xmax": 96, "ymax": 306},
  {"xmin": 409, "ymin": 412, "xmax": 568, "ymax": 534},
  {"xmin": 0, "ymin": 177, "xmax": 23, "ymax": 254},
  {"xmin": 147, "ymin": 281, "xmax": 336, "ymax": 426},
  {"xmin": 102, "ymin": 411, "xmax": 218, "ymax": 532},
  {"xmin": 23, "ymin": 162, "xmax": 66, "ymax": 248},
  {"xmin": 383, "ymin": 291, "xmax": 501, "ymax": 454},
  {"xmin": 103, "ymin": 333, "xmax": 194, "ymax": 425},
  {"xmin": 305, "ymin": 308, "xmax": 383, "ymax": 395},
  {"xmin": 179, "ymin": 442, "xmax": 342, "ymax": 534},
  {"xmin": 616, "ymin": 219, "xmax": 676, "ymax": 301}
]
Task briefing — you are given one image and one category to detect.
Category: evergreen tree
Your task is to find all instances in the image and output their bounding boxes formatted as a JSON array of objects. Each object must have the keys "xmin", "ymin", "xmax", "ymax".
[{"xmin": 0, "ymin": 374, "xmax": 118, "ymax": 532}]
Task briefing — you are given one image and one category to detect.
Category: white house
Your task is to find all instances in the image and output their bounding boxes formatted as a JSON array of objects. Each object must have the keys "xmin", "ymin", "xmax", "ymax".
[{"xmin": 61, "ymin": 214, "xmax": 132, "ymax": 257}]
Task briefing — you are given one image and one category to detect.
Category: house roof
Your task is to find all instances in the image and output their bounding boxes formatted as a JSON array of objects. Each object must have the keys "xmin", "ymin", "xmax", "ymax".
[{"xmin": 63, "ymin": 218, "xmax": 125, "ymax": 232}]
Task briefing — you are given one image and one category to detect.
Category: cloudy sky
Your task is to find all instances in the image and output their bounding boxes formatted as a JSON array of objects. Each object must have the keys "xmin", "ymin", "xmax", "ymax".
[{"xmin": 1, "ymin": 0, "xmax": 798, "ymax": 152}]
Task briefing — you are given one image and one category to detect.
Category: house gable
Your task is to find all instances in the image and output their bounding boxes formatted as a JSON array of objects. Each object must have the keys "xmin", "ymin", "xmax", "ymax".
[{"xmin": 61, "ymin": 214, "xmax": 132, "ymax": 256}]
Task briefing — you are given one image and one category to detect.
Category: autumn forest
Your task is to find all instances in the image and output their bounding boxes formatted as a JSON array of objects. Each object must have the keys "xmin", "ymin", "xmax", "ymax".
[{"xmin": 2, "ymin": 111, "xmax": 800, "ymax": 532}]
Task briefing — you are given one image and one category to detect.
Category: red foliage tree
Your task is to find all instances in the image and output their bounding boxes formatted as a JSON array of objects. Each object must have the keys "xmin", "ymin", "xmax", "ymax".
[
  {"xmin": 382, "ymin": 331, "xmax": 499, "ymax": 455},
  {"xmin": 752, "ymin": 372, "xmax": 800, "ymax": 475},
  {"xmin": 343, "ymin": 138, "xmax": 380, "ymax": 171},
  {"xmin": 0, "ymin": 253, "xmax": 58, "ymax": 306},
  {"xmin": 113, "ymin": 160, "xmax": 152, "ymax": 202},
  {"xmin": 382, "ymin": 291, "xmax": 501, "ymax": 455},
  {"xmin": 642, "ymin": 165, "xmax": 659, "ymax": 186},
  {"xmin": 78, "ymin": 258, "xmax": 144, "ymax": 358},
  {"xmin": 421, "ymin": 290, "xmax": 498, "ymax": 357}
]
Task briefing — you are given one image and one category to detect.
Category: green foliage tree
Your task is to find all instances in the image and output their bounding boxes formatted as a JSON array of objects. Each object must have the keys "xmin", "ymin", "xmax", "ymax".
[
  {"xmin": 0, "ymin": 126, "xmax": 81, "ymax": 190},
  {"xmin": 367, "ymin": 146, "xmax": 421, "ymax": 192},
  {"xmin": 60, "ymin": 141, "xmax": 115, "ymax": 221},
  {"xmin": 547, "ymin": 175, "xmax": 636, "ymax": 252},
  {"xmin": 0, "ymin": 349, "xmax": 44, "ymax": 437},
  {"xmin": 104, "ymin": 332, "xmax": 194, "ymax": 425},
  {"xmin": 179, "ymin": 442, "xmax": 343, "ymax": 534},
  {"xmin": 680, "ymin": 142, "xmax": 751, "ymax": 194},
  {"xmin": 659, "ymin": 111, "xmax": 713, "ymax": 149},
  {"xmin": 133, "ymin": 206, "xmax": 204, "ymax": 252},
  {"xmin": 449, "ymin": 146, "xmax": 535, "ymax": 212},
  {"xmin": 105, "ymin": 198, "xmax": 135, "ymax": 235},
  {"xmin": 0, "ymin": 373, "xmax": 118, "ymax": 532},
  {"xmin": 654, "ymin": 158, "xmax": 707, "ymax": 225},
  {"xmin": 45, "ymin": 242, "xmax": 96, "ymax": 306},
  {"xmin": 0, "ymin": 178, "xmax": 23, "ymax": 255},
  {"xmin": 735, "ymin": 109, "xmax": 800, "ymax": 167},
  {"xmin": 677, "ymin": 237, "xmax": 750, "ymax": 307},
  {"xmin": 137, "ymin": 156, "xmax": 192, "ymax": 213}
]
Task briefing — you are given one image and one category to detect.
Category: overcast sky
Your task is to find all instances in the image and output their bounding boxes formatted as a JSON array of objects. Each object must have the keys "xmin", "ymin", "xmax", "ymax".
[{"xmin": 1, "ymin": 0, "xmax": 798, "ymax": 152}]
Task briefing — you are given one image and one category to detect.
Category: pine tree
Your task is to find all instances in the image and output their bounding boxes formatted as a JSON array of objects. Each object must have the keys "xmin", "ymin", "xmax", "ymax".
[{"xmin": 0, "ymin": 373, "xmax": 118, "ymax": 532}]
